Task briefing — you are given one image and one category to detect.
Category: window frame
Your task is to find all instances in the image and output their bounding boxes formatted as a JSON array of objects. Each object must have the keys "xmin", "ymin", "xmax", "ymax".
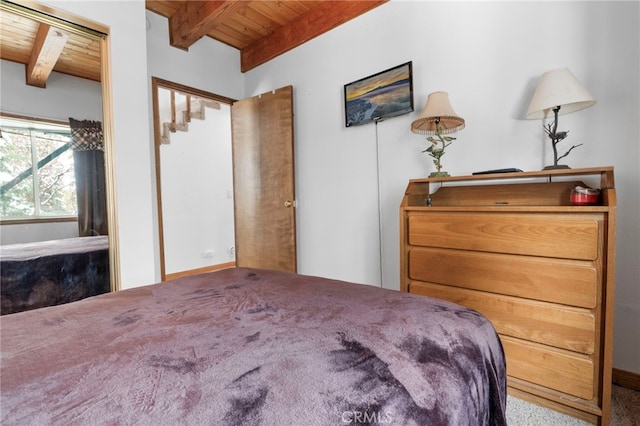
[{"xmin": 0, "ymin": 113, "xmax": 78, "ymax": 221}]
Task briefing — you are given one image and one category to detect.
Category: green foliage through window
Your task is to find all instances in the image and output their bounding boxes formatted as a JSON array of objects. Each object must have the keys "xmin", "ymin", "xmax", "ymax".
[{"xmin": 0, "ymin": 117, "xmax": 77, "ymax": 218}]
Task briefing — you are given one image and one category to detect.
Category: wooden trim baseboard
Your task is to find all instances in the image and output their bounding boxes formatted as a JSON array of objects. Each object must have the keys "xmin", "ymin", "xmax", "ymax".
[
  {"xmin": 165, "ymin": 262, "xmax": 236, "ymax": 281},
  {"xmin": 612, "ymin": 368, "xmax": 640, "ymax": 391}
]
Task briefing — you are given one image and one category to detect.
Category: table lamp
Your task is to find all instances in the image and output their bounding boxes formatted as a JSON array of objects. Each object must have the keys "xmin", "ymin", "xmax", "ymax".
[
  {"xmin": 526, "ymin": 68, "xmax": 596, "ymax": 169},
  {"xmin": 411, "ymin": 91, "xmax": 465, "ymax": 177}
]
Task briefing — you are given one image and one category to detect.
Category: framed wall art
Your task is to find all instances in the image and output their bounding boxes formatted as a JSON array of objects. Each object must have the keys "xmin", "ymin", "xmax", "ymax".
[{"xmin": 344, "ymin": 61, "xmax": 414, "ymax": 127}]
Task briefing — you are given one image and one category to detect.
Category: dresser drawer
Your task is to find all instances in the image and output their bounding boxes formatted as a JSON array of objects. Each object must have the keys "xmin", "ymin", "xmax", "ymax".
[
  {"xmin": 407, "ymin": 212, "xmax": 602, "ymax": 260},
  {"xmin": 408, "ymin": 247, "xmax": 598, "ymax": 308},
  {"xmin": 409, "ymin": 281, "xmax": 596, "ymax": 354},
  {"xmin": 501, "ymin": 336, "xmax": 595, "ymax": 400}
]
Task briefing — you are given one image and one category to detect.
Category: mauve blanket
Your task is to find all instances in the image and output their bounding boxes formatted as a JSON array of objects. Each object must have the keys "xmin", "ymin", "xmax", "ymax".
[{"xmin": 0, "ymin": 267, "xmax": 506, "ymax": 425}]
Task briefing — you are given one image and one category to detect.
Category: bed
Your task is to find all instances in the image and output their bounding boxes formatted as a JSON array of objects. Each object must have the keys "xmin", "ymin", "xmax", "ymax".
[
  {"xmin": 0, "ymin": 236, "xmax": 110, "ymax": 315},
  {"xmin": 0, "ymin": 267, "xmax": 506, "ymax": 425}
]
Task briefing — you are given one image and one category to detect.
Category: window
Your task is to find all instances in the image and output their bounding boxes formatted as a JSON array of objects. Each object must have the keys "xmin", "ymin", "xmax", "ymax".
[{"xmin": 0, "ymin": 116, "xmax": 77, "ymax": 219}]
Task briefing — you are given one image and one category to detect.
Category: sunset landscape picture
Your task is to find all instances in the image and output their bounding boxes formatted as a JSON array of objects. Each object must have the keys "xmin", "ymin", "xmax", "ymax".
[{"xmin": 344, "ymin": 62, "xmax": 413, "ymax": 126}]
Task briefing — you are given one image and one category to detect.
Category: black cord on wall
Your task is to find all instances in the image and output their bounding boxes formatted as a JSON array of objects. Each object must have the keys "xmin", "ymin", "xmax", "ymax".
[{"xmin": 373, "ymin": 117, "xmax": 384, "ymax": 288}]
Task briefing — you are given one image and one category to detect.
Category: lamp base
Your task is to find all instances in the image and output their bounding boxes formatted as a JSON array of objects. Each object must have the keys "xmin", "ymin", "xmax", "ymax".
[
  {"xmin": 429, "ymin": 171, "xmax": 450, "ymax": 177},
  {"xmin": 543, "ymin": 165, "xmax": 571, "ymax": 170}
]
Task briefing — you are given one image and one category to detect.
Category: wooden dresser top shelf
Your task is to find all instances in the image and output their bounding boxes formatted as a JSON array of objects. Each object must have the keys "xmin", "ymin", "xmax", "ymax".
[
  {"xmin": 403, "ymin": 167, "xmax": 616, "ymax": 209},
  {"xmin": 407, "ymin": 166, "xmax": 614, "ymax": 187}
]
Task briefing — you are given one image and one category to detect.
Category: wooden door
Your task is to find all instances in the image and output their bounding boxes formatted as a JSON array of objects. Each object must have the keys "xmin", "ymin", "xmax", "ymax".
[{"xmin": 231, "ymin": 86, "xmax": 297, "ymax": 272}]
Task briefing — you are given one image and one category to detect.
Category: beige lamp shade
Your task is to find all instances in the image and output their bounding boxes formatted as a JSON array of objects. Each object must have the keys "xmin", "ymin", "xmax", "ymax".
[
  {"xmin": 526, "ymin": 68, "xmax": 596, "ymax": 119},
  {"xmin": 411, "ymin": 91, "xmax": 465, "ymax": 135}
]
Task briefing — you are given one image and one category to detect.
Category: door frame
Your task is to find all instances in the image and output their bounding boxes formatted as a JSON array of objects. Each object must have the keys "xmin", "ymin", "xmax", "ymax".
[{"xmin": 151, "ymin": 77, "xmax": 236, "ymax": 281}]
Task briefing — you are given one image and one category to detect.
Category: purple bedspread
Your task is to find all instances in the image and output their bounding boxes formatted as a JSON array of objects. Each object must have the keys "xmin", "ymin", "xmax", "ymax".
[{"xmin": 1, "ymin": 267, "xmax": 506, "ymax": 425}]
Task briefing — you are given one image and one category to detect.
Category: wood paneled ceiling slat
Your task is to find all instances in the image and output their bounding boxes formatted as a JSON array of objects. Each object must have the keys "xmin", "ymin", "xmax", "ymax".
[
  {"xmin": 228, "ymin": 8, "xmax": 273, "ymax": 38},
  {"xmin": 248, "ymin": 1, "xmax": 291, "ymax": 26},
  {"xmin": 259, "ymin": 1, "xmax": 311, "ymax": 24},
  {"xmin": 0, "ymin": 4, "xmax": 101, "ymax": 84},
  {"xmin": 0, "ymin": 0, "xmax": 387, "ymax": 86},
  {"xmin": 279, "ymin": 1, "xmax": 318, "ymax": 16},
  {"xmin": 207, "ymin": 22, "xmax": 258, "ymax": 49},
  {"xmin": 209, "ymin": 5, "xmax": 280, "ymax": 49},
  {"xmin": 0, "ymin": 10, "xmax": 37, "ymax": 63}
]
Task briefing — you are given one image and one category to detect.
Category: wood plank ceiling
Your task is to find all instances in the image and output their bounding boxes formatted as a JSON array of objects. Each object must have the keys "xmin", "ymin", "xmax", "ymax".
[
  {"xmin": 0, "ymin": 0, "xmax": 387, "ymax": 87},
  {"xmin": 0, "ymin": 4, "xmax": 102, "ymax": 85}
]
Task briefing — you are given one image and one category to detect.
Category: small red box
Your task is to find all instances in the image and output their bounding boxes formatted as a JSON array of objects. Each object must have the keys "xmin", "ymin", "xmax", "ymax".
[{"xmin": 571, "ymin": 186, "xmax": 600, "ymax": 206}]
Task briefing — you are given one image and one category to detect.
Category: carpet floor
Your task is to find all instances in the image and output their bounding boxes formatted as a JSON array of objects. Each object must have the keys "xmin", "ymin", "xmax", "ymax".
[{"xmin": 506, "ymin": 385, "xmax": 640, "ymax": 425}]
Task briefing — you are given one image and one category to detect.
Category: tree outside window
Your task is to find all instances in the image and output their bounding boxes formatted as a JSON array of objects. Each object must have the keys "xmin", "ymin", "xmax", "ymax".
[{"xmin": 0, "ymin": 118, "xmax": 77, "ymax": 219}]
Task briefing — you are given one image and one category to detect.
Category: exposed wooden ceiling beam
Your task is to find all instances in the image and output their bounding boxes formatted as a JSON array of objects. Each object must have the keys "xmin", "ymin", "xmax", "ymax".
[
  {"xmin": 240, "ymin": 0, "xmax": 388, "ymax": 73},
  {"xmin": 169, "ymin": 0, "xmax": 246, "ymax": 50},
  {"xmin": 26, "ymin": 23, "xmax": 69, "ymax": 88}
]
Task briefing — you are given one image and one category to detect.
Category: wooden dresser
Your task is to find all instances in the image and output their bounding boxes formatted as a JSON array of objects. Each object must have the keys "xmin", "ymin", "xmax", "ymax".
[{"xmin": 399, "ymin": 167, "xmax": 616, "ymax": 425}]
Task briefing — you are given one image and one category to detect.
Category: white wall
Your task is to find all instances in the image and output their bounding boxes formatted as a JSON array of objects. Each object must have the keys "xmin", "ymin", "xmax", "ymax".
[
  {"xmin": 0, "ymin": 60, "xmax": 102, "ymax": 121},
  {"xmin": 159, "ymin": 101, "xmax": 235, "ymax": 273},
  {"xmin": 243, "ymin": 1, "xmax": 640, "ymax": 374}
]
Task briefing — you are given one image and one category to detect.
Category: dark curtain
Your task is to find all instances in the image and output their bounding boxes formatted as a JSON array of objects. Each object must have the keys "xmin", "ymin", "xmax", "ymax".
[{"xmin": 69, "ymin": 118, "xmax": 108, "ymax": 236}]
